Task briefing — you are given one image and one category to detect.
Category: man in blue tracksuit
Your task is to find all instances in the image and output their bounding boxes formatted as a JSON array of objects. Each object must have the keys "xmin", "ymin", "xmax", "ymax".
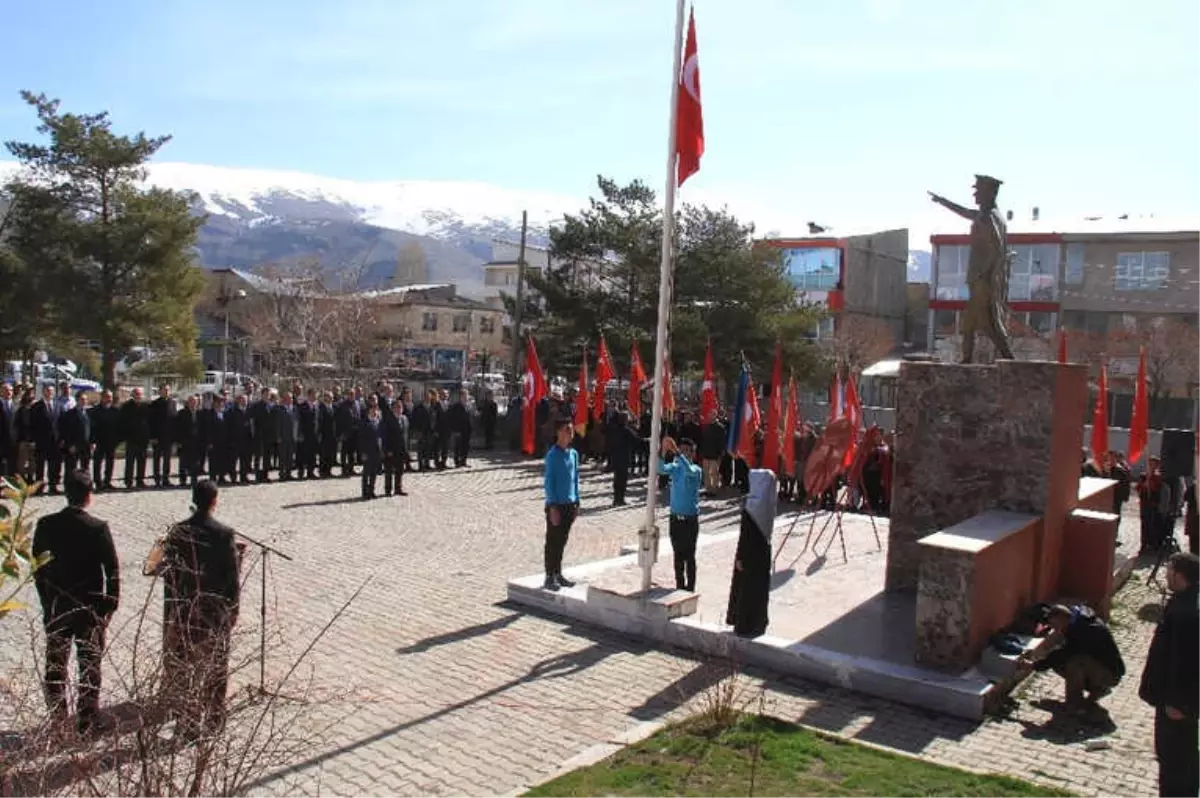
[
  {"xmin": 543, "ymin": 419, "xmax": 581, "ymax": 591},
  {"xmin": 659, "ymin": 436, "xmax": 704, "ymax": 592}
]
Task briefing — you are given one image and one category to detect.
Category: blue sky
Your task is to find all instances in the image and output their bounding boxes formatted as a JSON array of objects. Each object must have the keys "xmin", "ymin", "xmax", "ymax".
[{"xmin": 2, "ymin": 0, "xmax": 1198, "ymax": 236}]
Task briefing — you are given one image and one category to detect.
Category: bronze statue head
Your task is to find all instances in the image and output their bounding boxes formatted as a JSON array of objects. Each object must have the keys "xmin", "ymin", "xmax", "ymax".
[{"xmin": 973, "ymin": 174, "xmax": 1002, "ymax": 209}]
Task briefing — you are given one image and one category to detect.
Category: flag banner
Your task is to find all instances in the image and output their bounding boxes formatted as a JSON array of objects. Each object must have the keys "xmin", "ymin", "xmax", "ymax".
[
  {"xmin": 1091, "ymin": 364, "xmax": 1109, "ymax": 462},
  {"xmin": 782, "ymin": 376, "xmax": 799, "ymax": 476},
  {"xmin": 700, "ymin": 339, "xmax": 718, "ymax": 425},
  {"xmin": 575, "ymin": 349, "xmax": 589, "ymax": 437},
  {"xmin": 675, "ymin": 7, "xmax": 704, "ymax": 186},
  {"xmin": 593, "ymin": 335, "xmax": 615, "ymax": 422},
  {"xmin": 761, "ymin": 343, "xmax": 784, "ymax": 474},
  {"xmin": 628, "ymin": 340, "xmax": 647, "ymax": 417},
  {"xmin": 841, "ymin": 373, "xmax": 863, "ymax": 470},
  {"xmin": 521, "ymin": 336, "xmax": 547, "ymax": 456},
  {"xmin": 1129, "ymin": 347, "xmax": 1148, "ymax": 464}
]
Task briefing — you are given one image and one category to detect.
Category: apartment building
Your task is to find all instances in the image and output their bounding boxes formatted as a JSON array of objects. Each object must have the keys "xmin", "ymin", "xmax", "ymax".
[{"xmin": 482, "ymin": 239, "xmax": 609, "ymax": 311}]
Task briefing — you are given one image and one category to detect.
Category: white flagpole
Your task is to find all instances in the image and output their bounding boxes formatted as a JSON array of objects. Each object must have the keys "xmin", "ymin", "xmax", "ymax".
[{"xmin": 640, "ymin": 0, "xmax": 688, "ymax": 595}]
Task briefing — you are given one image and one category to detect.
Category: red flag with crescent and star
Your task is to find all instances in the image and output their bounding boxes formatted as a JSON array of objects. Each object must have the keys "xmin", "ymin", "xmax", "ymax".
[
  {"xmin": 700, "ymin": 339, "xmax": 718, "ymax": 426},
  {"xmin": 736, "ymin": 380, "xmax": 761, "ymax": 467},
  {"xmin": 761, "ymin": 342, "xmax": 784, "ymax": 474},
  {"xmin": 593, "ymin": 335, "xmax": 615, "ymax": 422},
  {"xmin": 662, "ymin": 355, "xmax": 676, "ymax": 418},
  {"xmin": 521, "ymin": 336, "xmax": 547, "ymax": 456},
  {"xmin": 1129, "ymin": 347, "xmax": 1149, "ymax": 464},
  {"xmin": 628, "ymin": 340, "xmax": 648, "ymax": 417},
  {"xmin": 575, "ymin": 349, "xmax": 589, "ymax": 437},
  {"xmin": 1091, "ymin": 363, "xmax": 1109, "ymax": 461},
  {"xmin": 676, "ymin": 7, "xmax": 704, "ymax": 186}
]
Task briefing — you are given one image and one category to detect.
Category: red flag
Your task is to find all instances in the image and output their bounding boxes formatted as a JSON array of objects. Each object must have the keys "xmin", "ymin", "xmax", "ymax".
[
  {"xmin": 662, "ymin": 355, "xmax": 676, "ymax": 416},
  {"xmin": 628, "ymin": 340, "xmax": 647, "ymax": 417},
  {"xmin": 1128, "ymin": 347, "xmax": 1149, "ymax": 464},
  {"xmin": 700, "ymin": 340, "xmax": 718, "ymax": 425},
  {"xmin": 1091, "ymin": 364, "xmax": 1109, "ymax": 462},
  {"xmin": 1056, "ymin": 330, "xmax": 1068, "ymax": 363},
  {"xmin": 782, "ymin": 376, "xmax": 799, "ymax": 476},
  {"xmin": 521, "ymin": 336, "xmax": 547, "ymax": 456},
  {"xmin": 736, "ymin": 380, "xmax": 761, "ymax": 466},
  {"xmin": 842, "ymin": 373, "xmax": 864, "ymax": 470},
  {"xmin": 828, "ymin": 368, "xmax": 844, "ymax": 423},
  {"xmin": 593, "ymin": 335, "xmax": 615, "ymax": 421},
  {"xmin": 761, "ymin": 343, "xmax": 784, "ymax": 474},
  {"xmin": 575, "ymin": 349, "xmax": 589, "ymax": 437},
  {"xmin": 675, "ymin": 7, "xmax": 704, "ymax": 186}
]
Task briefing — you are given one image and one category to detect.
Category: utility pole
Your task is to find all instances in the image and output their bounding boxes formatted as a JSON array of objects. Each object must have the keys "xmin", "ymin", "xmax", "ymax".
[{"xmin": 510, "ymin": 210, "xmax": 528, "ymax": 385}]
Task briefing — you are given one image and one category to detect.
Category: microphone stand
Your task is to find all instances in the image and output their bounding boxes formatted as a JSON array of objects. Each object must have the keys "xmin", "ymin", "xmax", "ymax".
[{"xmin": 235, "ymin": 530, "xmax": 303, "ymax": 702}]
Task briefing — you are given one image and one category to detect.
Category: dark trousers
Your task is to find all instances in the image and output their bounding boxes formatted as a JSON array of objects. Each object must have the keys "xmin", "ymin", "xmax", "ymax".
[
  {"xmin": 544, "ymin": 503, "xmax": 578, "ymax": 577},
  {"xmin": 152, "ymin": 439, "xmax": 172, "ymax": 484},
  {"xmin": 298, "ymin": 438, "xmax": 316, "ymax": 476},
  {"xmin": 339, "ymin": 436, "xmax": 357, "ymax": 476},
  {"xmin": 278, "ymin": 440, "xmax": 295, "ymax": 478},
  {"xmin": 35, "ymin": 442, "xmax": 62, "ymax": 488},
  {"xmin": 44, "ymin": 613, "xmax": 106, "ymax": 725},
  {"xmin": 437, "ymin": 432, "xmax": 449, "ymax": 468},
  {"xmin": 483, "ymin": 421, "xmax": 496, "ymax": 449},
  {"xmin": 669, "ymin": 514, "xmax": 700, "ymax": 591},
  {"xmin": 124, "ymin": 443, "xmax": 147, "ymax": 486},
  {"xmin": 92, "ymin": 445, "xmax": 116, "ymax": 487},
  {"xmin": 164, "ymin": 619, "xmax": 232, "ymax": 738},
  {"xmin": 320, "ymin": 440, "xmax": 337, "ymax": 476},
  {"xmin": 418, "ymin": 433, "xmax": 436, "ymax": 469},
  {"xmin": 384, "ymin": 456, "xmax": 405, "ymax": 495},
  {"xmin": 454, "ymin": 431, "xmax": 470, "ymax": 466},
  {"xmin": 361, "ymin": 458, "xmax": 380, "ymax": 497},
  {"xmin": 1155, "ymin": 707, "xmax": 1199, "ymax": 797},
  {"xmin": 232, "ymin": 444, "xmax": 252, "ymax": 482},
  {"xmin": 257, "ymin": 438, "xmax": 276, "ymax": 480},
  {"xmin": 63, "ymin": 445, "xmax": 90, "ymax": 476},
  {"xmin": 613, "ymin": 465, "xmax": 629, "ymax": 504},
  {"xmin": 177, "ymin": 444, "xmax": 202, "ymax": 485},
  {"xmin": 0, "ymin": 441, "xmax": 13, "ymax": 478},
  {"xmin": 208, "ymin": 446, "xmax": 230, "ymax": 482}
]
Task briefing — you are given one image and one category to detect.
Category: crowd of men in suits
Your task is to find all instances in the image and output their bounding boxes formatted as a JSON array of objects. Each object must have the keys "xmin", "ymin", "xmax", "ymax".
[{"xmin": 0, "ymin": 378, "xmax": 499, "ymax": 501}]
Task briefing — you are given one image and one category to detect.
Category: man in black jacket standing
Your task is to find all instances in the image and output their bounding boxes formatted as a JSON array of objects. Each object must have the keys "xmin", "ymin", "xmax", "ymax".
[
  {"xmin": 226, "ymin": 393, "xmax": 253, "ymax": 484},
  {"xmin": 1140, "ymin": 552, "xmax": 1199, "ymax": 797},
  {"xmin": 383, "ymin": 396, "xmax": 409, "ymax": 497},
  {"xmin": 297, "ymin": 388, "xmax": 319, "ymax": 479},
  {"xmin": 32, "ymin": 471, "xmax": 120, "ymax": 733},
  {"xmin": 0, "ymin": 381, "xmax": 15, "ymax": 479},
  {"xmin": 59, "ymin": 392, "xmax": 92, "ymax": 475},
  {"xmin": 148, "ymin": 384, "xmax": 175, "ymax": 487},
  {"xmin": 334, "ymin": 389, "xmax": 359, "ymax": 478},
  {"xmin": 317, "ymin": 390, "xmax": 338, "ymax": 478},
  {"xmin": 174, "ymin": 395, "xmax": 202, "ymax": 487},
  {"xmin": 250, "ymin": 388, "xmax": 277, "ymax": 482},
  {"xmin": 479, "ymin": 390, "xmax": 498, "ymax": 450},
  {"xmin": 433, "ymin": 389, "xmax": 451, "ymax": 469},
  {"xmin": 448, "ymin": 388, "xmax": 472, "ymax": 468},
  {"xmin": 120, "ymin": 387, "xmax": 151, "ymax": 489},
  {"xmin": 88, "ymin": 390, "xmax": 119, "ymax": 490},
  {"xmin": 30, "ymin": 384, "xmax": 62, "ymax": 494}
]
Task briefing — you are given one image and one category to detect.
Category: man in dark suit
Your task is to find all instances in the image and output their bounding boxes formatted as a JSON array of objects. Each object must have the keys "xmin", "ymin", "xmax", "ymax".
[
  {"xmin": 358, "ymin": 403, "xmax": 384, "ymax": 499},
  {"xmin": 433, "ymin": 389, "xmax": 451, "ymax": 470},
  {"xmin": 200, "ymin": 394, "xmax": 230, "ymax": 485},
  {"xmin": 383, "ymin": 397, "xmax": 409, "ymax": 497},
  {"xmin": 32, "ymin": 470, "xmax": 120, "ymax": 733},
  {"xmin": 0, "ymin": 381, "xmax": 15, "ymax": 478},
  {"xmin": 119, "ymin": 386, "xmax": 150, "ymax": 489},
  {"xmin": 250, "ymin": 388, "xmax": 277, "ymax": 482},
  {"xmin": 148, "ymin": 383, "xmax": 176, "ymax": 487},
  {"xmin": 174, "ymin": 395, "xmax": 202, "ymax": 487},
  {"xmin": 410, "ymin": 393, "xmax": 433, "ymax": 472},
  {"xmin": 30, "ymin": 384, "xmax": 62, "ymax": 494},
  {"xmin": 226, "ymin": 393, "xmax": 253, "ymax": 485},
  {"xmin": 479, "ymin": 390, "xmax": 498, "ymax": 450},
  {"xmin": 317, "ymin": 390, "xmax": 337, "ymax": 478},
  {"xmin": 297, "ymin": 388, "xmax": 319, "ymax": 479},
  {"xmin": 59, "ymin": 391, "xmax": 92, "ymax": 475},
  {"xmin": 275, "ymin": 392, "xmax": 298, "ymax": 480},
  {"xmin": 448, "ymin": 388, "xmax": 472, "ymax": 468},
  {"xmin": 335, "ymin": 389, "xmax": 359, "ymax": 478},
  {"xmin": 88, "ymin": 390, "xmax": 120, "ymax": 490}
]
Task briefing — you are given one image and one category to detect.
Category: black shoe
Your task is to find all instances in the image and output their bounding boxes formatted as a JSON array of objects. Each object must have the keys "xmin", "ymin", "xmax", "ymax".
[
  {"xmin": 396, "ymin": 490, "xmax": 408, "ymax": 496},
  {"xmin": 556, "ymin": 574, "xmax": 576, "ymax": 588},
  {"xmin": 542, "ymin": 576, "xmax": 560, "ymax": 591}
]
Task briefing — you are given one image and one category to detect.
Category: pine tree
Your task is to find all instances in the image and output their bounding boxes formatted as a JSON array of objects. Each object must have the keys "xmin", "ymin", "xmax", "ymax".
[{"xmin": 3, "ymin": 91, "xmax": 205, "ymax": 389}]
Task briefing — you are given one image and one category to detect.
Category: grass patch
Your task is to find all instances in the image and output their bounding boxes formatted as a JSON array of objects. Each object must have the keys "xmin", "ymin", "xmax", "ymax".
[{"xmin": 527, "ymin": 715, "xmax": 1072, "ymax": 797}]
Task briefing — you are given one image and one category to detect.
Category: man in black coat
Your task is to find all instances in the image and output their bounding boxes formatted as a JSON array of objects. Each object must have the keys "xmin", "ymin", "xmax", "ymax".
[
  {"xmin": 0, "ymin": 381, "xmax": 15, "ymax": 478},
  {"xmin": 383, "ymin": 397, "xmax": 409, "ymax": 497},
  {"xmin": 1140, "ymin": 552, "xmax": 1199, "ymax": 798},
  {"xmin": 148, "ymin": 383, "xmax": 176, "ymax": 487},
  {"xmin": 200, "ymin": 394, "xmax": 231, "ymax": 485},
  {"xmin": 32, "ymin": 471, "xmax": 119, "ymax": 732},
  {"xmin": 274, "ymin": 392, "xmax": 298, "ymax": 481},
  {"xmin": 410, "ymin": 393, "xmax": 433, "ymax": 471},
  {"xmin": 358, "ymin": 404, "xmax": 384, "ymax": 499},
  {"xmin": 225, "ymin": 393, "xmax": 253, "ymax": 484},
  {"xmin": 297, "ymin": 388, "xmax": 319, "ymax": 479},
  {"xmin": 88, "ymin": 390, "xmax": 120, "ymax": 490},
  {"xmin": 479, "ymin": 390, "xmax": 499, "ymax": 450},
  {"xmin": 250, "ymin": 388, "xmax": 277, "ymax": 482},
  {"xmin": 174, "ymin": 395, "xmax": 202, "ymax": 487},
  {"xmin": 1018, "ymin": 603, "xmax": 1125, "ymax": 710},
  {"xmin": 609, "ymin": 412, "xmax": 640, "ymax": 506},
  {"xmin": 334, "ymin": 389, "xmax": 359, "ymax": 478},
  {"xmin": 448, "ymin": 388, "xmax": 472, "ymax": 468},
  {"xmin": 59, "ymin": 391, "xmax": 92, "ymax": 475},
  {"xmin": 119, "ymin": 386, "xmax": 151, "ymax": 489},
  {"xmin": 317, "ymin": 391, "xmax": 338, "ymax": 478},
  {"xmin": 30, "ymin": 384, "xmax": 62, "ymax": 494},
  {"xmin": 433, "ymin": 389, "xmax": 451, "ymax": 469}
]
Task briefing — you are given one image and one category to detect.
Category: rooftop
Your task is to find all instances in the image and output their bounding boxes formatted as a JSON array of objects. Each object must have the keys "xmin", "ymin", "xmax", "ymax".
[{"xmin": 930, "ymin": 213, "xmax": 1199, "ymax": 241}]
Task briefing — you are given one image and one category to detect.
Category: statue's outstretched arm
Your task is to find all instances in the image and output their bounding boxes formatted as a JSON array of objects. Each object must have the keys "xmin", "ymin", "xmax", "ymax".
[{"xmin": 928, "ymin": 192, "xmax": 974, "ymax": 221}]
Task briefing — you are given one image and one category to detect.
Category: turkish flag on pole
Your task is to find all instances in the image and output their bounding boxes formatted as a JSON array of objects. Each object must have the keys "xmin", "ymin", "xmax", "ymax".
[
  {"xmin": 521, "ymin": 336, "xmax": 547, "ymax": 456},
  {"xmin": 761, "ymin": 343, "xmax": 784, "ymax": 474},
  {"xmin": 841, "ymin": 373, "xmax": 864, "ymax": 470},
  {"xmin": 782, "ymin": 376, "xmax": 799, "ymax": 477},
  {"xmin": 828, "ymin": 369, "xmax": 844, "ymax": 423},
  {"xmin": 628, "ymin": 340, "xmax": 647, "ymax": 417},
  {"xmin": 662, "ymin": 356, "xmax": 676, "ymax": 417},
  {"xmin": 1091, "ymin": 364, "xmax": 1109, "ymax": 462},
  {"xmin": 700, "ymin": 340, "xmax": 718, "ymax": 426},
  {"xmin": 575, "ymin": 349, "xmax": 590, "ymax": 437},
  {"xmin": 593, "ymin": 335, "xmax": 615, "ymax": 421},
  {"xmin": 1128, "ymin": 347, "xmax": 1149, "ymax": 464},
  {"xmin": 737, "ymin": 381, "xmax": 761, "ymax": 467},
  {"xmin": 675, "ymin": 7, "xmax": 704, "ymax": 186}
]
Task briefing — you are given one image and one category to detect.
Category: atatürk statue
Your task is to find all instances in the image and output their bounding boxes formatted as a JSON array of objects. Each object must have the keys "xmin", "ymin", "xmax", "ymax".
[{"xmin": 929, "ymin": 175, "xmax": 1015, "ymax": 363}]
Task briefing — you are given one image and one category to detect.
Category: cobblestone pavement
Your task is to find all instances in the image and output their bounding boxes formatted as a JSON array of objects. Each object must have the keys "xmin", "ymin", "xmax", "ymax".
[{"xmin": 0, "ymin": 452, "xmax": 1168, "ymax": 796}]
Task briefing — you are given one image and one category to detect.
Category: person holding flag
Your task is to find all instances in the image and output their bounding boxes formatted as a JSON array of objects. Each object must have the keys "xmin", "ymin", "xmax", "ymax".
[{"xmin": 659, "ymin": 434, "xmax": 703, "ymax": 592}]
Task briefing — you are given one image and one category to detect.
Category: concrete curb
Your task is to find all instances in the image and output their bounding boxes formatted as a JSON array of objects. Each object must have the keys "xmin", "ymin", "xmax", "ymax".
[{"xmin": 504, "ymin": 720, "xmax": 666, "ymax": 796}]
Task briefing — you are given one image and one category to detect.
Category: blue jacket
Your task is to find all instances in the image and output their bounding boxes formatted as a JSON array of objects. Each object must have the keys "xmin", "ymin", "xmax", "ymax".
[
  {"xmin": 544, "ymin": 444, "xmax": 580, "ymax": 506},
  {"xmin": 658, "ymin": 453, "xmax": 702, "ymax": 517}
]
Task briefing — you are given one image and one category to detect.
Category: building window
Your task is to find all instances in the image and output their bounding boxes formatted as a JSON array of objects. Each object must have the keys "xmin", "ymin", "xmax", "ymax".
[
  {"xmin": 934, "ymin": 309, "xmax": 958, "ymax": 335},
  {"xmin": 1008, "ymin": 244, "xmax": 1059, "ymax": 301},
  {"xmin": 452, "ymin": 314, "xmax": 470, "ymax": 332},
  {"xmin": 1115, "ymin": 251, "xmax": 1170, "ymax": 291},
  {"xmin": 421, "ymin": 312, "xmax": 438, "ymax": 331},
  {"xmin": 804, "ymin": 316, "xmax": 835, "ymax": 340},
  {"xmin": 934, "ymin": 246, "xmax": 969, "ymax": 300},
  {"xmin": 1064, "ymin": 243, "xmax": 1085, "ymax": 285},
  {"xmin": 479, "ymin": 316, "xmax": 495, "ymax": 334},
  {"xmin": 783, "ymin": 247, "xmax": 841, "ymax": 292},
  {"xmin": 504, "ymin": 273, "xmax": 514, "ymax": 286}
]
